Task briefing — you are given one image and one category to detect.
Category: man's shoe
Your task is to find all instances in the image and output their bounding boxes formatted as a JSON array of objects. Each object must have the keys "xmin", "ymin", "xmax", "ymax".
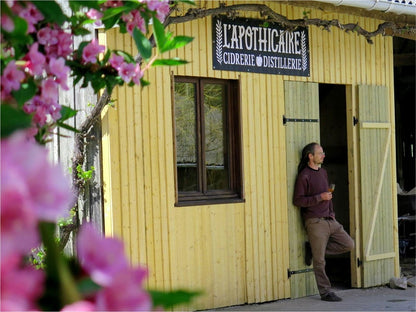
[
  {"xmin": 321, "ymin": 292, "xmax": 342, "ymax": 302},
  {"xmin": 305, "ymin": 242, "xmax": 312, "ymax": 266}
]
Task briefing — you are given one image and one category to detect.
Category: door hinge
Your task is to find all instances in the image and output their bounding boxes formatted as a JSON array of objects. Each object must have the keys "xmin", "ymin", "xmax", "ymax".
[
  {"xmin": 283, "ymin": 115, "xmax": 319, "ymax": 125},
  {"xmin": 353, "ymin": 116, "xmax": 359, "ymax": 126},
  {"xmin": 287, "ymin": 268, "xmax": 314, "ymax": 278},
  {"xmin": 357, "ymin": 257, "xmax": 362, "ymax": 268}
]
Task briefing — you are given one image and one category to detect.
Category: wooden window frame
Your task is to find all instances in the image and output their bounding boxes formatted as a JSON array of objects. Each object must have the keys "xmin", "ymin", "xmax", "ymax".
[{"xmin": 173, "ymin": 76, "xmax": 243, "ymax": 206}]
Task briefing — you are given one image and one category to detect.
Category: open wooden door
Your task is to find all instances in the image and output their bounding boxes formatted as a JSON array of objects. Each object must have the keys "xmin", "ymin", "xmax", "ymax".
[
  {"xmin": 284, "ymin": 81, "xmax": 319, "ymax": 298},
  {"xmin": 358, "ymin": 85, "xmax": 397, "ymax": 287}
]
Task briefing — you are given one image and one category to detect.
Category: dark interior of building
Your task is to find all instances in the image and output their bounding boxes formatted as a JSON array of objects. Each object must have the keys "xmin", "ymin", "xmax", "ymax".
[
  {"xmin": 319, "ymin": 83, "xmax": 351, "ymax": 289},
  {"xmin": 394, "ymin": 38, "xmax": 415, "ymax": 277}
]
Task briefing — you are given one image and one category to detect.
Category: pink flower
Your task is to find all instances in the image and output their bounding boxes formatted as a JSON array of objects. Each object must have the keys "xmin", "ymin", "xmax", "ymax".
[
  {"xmin": 86, "ymin": 8, "xmax": 103, "ymax": 20},
  {"xmin": 123, "ymin": 10, "xmax": 146, "ymax": 34},
  {"xmin": 132, "ymin": 63, "xmax": 144, "ymax": 85},
  {"xmin": 61, "ymin": 301, "xmax": 95, "ymax": 312},
  {"xmin": 38, "ymin": 27, "xmax": 58, "ymax": 45},
  {"xmin": 86, "ymin": 8, "xmax": 103, "ymax": 26},
  {"xmin": 156, "ymin": 1, "xmax": 170, "ymax": 22},
  {"xmin": 17, "ymin": 2, "xmax": 44, "ymax": 33},
  {"xmin": 41, "ymin": 78, "xmax": 59, "ymax": 101},
  {"xmin": 118, "ymin": 62, "xmax": 136, "ymax": 83},
  {"xmin": 82, "ymin": 39, "xmax": 105, "ymax": 64},
  {"xmin": 2, "ymin": 61, "xmax": 25, "ymax": 94},
  {"xmin": 24, "ymin": 43, "xmax": 46, "ymax": 76},
  {"xmin": 77, "ymin": 223, "xmax": 129, "ymax": 286},
  {"xmin": 56, "ymin": 31, "xmax": 73, "ymax": 58},
  {"xmin": 104, "ymin": 0, "xmax": 123, "ymax": 8},
  {"xmin": 145, "ymin": 0, "xmax": 163, "ymax": 11},
  {"xmin": 1, "ymin": 164, "xmax": 40, "ymax": 259},
  {"xmin": 95, "ymin": 267, "xmax": 151, "ymax": 311},
  {"xmin": 1, "ymin": 131, "xmax": 74, "ymax": 222},
  {"xmin": 49, "ymin": 57, "xmax": 70, "ymax": 90},
  {"xmin": 1, "ymin": 254, "xmax": 45, "ymax": 311},
  {"xmin": 109, "ymin": 54, "xmax": 125, "ymax": 70},
  {"xmin": 1, "ymin": 14, "xmax": 14, "ymax": 32}
]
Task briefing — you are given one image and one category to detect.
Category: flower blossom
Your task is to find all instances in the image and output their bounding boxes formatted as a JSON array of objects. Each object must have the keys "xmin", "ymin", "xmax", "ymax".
[
  {"xmin": 119, "ymin": 62, "xmax": 136, "ymax": 83},
  {"xmin": 132, "ymin": 63, "xmax": 144, "ymax": 85},
  {"xmin": 1, "ymin": 131, "xmax": 74, "ymax": 222},
  {"xmin": 41, "ymin": 78, "xmax": 59, "ymax": 101},
  {"xmin": 15, "ymin": 2, "xmax": 43, "ymax": 33},
  {"xmin": 122, "ymin": 10, "xmax": 146, "ymax": 34},
  {"xmin": 95, "ymin": 267, "xmax": 151, "ymax": 311},
  {"xmin": 77, "ymin": 223, "xmax": 151, "ymax": 311},
  {"xmin": 77, "ymin": 223, "xmax": 129, "ymax": 286},
  {"xmin": 56, "ymin": 31, "xmax": 73, "ymax": 58},
  {"xmin": 1, "ymin": 14, "xmax": 14, "ymax": 32},
  {"xmin": 24, "ymin": 43, "xmax": 46, "ymax": 76},
  {"xmin": 1, "ymin": 165, "xmax": 39, "ymax": 259},
  {"xmin": 86, "ymin": 8, "xmax": 103, "ymax": 26},
  {"xmin": 49, "ymin": 57, "xmax": 70, "ymax": 90},
  {"xmin": 143, "ymin": 0, "xmax": 170, "ymax": 22},
  {"xmin": 103, "ymin": 0, "xmax": 123, "ymax": 8},
  {"xmin": 82, "ymin": 39, "xmax": 105, "ymax": 64},
  {"xmin": 1, "ymin": 60, "xmax": 25, "ymax": 95},
  {"xmin": 1, "ymin": 254, "xmax": 45, "ymax": 311},
  {"xmin": 109, "ymin": 54, "xmax": 125, "ymax": 70},
  {"xmin": 37, "ymin": 27, "xmax": 59, "ymax": 45},
  {"xmin": 61, "ymin": 301, "xmax": 95, "ymax": 312}
]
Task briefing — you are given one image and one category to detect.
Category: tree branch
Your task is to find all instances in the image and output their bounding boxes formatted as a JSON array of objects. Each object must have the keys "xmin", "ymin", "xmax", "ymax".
[{"xmin": 166, "ymin": 3, "xmax": 416, "ymax": 43}]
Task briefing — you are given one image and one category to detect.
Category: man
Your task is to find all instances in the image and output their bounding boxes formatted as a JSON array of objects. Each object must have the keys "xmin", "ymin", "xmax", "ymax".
[{"xmin": 293, "ymin": 142, "xmax": 354, "ymax": 302}]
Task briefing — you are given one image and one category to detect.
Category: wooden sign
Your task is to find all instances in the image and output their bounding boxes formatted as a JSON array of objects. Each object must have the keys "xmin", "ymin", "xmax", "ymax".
[{"xmin": 212, "ymin": 16, "xmax": 310, "ymax": 77}]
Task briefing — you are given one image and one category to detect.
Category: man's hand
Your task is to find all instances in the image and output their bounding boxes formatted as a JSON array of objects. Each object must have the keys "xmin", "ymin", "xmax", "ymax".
[{"xmin": 320, "ymin": 192, "xmax": 333, "ymax": 201}]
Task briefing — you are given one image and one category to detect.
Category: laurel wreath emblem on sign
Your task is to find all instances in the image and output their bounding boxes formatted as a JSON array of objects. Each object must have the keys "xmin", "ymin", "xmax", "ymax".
[
  {"xmin": 216, "ymin": 20, "xmax": 223, "ymax": 64},
  {"xmin": 301, "ymin": 31, "xmax": 308, "ymax": 72}
]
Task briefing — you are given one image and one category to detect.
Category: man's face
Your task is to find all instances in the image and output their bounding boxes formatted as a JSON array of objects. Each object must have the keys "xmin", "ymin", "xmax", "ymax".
[{"xmin": 310, "ymin": 145, "xmax": 325, "ymax": 165}]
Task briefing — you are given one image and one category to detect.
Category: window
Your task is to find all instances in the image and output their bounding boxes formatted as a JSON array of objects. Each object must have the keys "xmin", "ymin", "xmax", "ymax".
[{"xmin": 173, "ymin": 76, "xmax": 243, "ymax": 205}]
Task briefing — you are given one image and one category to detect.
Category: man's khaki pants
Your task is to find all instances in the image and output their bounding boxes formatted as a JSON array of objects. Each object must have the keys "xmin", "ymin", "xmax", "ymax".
[{"xmin": 305, "ymin": 218, "xmax": 355, "ymax": 296}]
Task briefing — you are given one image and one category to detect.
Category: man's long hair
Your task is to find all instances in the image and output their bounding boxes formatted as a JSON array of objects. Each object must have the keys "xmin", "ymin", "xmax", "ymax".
[{"xmin": 297, "ymin": 142, "xmax": 319, "ymax": 175}]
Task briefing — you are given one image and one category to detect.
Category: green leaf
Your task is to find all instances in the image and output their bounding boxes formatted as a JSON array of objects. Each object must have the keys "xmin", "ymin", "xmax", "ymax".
[
  {"xmin": 72, "ymin": 27, "xmax": 93, "ymax": 36},
  {"xmin": 101, "ymin": 6, "xmax": 125, "ymax": 29},
  {"xmin": 11, "ymin": 80, "xmax": 37, "ymax": 107},
  {"xmin": 1, "ymin": 105, "xmax": 32, "ymax": 138},
  {"xmin": 152, "ymin": 18, "xmax": 167, "ymax": 53},
  {"xmin": 75, "ymin": 41, "xmax": 90, "ymax": 60},
  {"xmin": 69, "ymin": 0, "xmax": 101, "ymax": 12},
  {"xmin": 58, "ymin": 106, "xmax": 78, "ymax": 122},
  {"xmin": 132, "ymin": 27, "xmax": 152, "ymax": 60},
  {"xmin": 140, "ymin": 79, "xmax": 150, "ymax": 87},
  {"xmin": 10, "ymin": 16, "xmax": 28, "ymax": 37},
  {"xmin": 149, "ymin": 290, "xmax": 201, "ymax": 309},
  {"xmin": 152, "ymin": 58, "xmax": 189, "ymax": 66},
  {"xmin": 76, "ymin": 278, "xmax": 101, "ymax": 297},
  {"xmin": 56, "ymin": 122, "xmax": 80, "ymax": 133},
  {"xmin": 160, "ymin": 35, "xmax": 194, "ymax": 53},
  {"xmin": 113, "ymin": 50, "xmax": 135, "ymax": 63},
  {"xmin": 177, "ymin": 0, "xmax": 196, "ymax": 4},
  {"xmin": 32, "ymin": 1, "xmax": 67, "ymax": 26}
]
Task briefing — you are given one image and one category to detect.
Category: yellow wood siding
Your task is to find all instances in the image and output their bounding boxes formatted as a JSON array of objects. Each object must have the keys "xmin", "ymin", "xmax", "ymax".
[{"xmin": 101, "ymin": 1, "xmax": 398, "ymax": 310}]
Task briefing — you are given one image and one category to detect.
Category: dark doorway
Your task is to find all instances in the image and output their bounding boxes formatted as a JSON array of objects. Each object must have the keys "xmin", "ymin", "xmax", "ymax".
[
  {"xmin": 319, "ymin": 83, "xmax": 352, "ymax": 289},
  {"xmin": 394, "ymin": 38, "xmax": 415, "ymax": 278}
]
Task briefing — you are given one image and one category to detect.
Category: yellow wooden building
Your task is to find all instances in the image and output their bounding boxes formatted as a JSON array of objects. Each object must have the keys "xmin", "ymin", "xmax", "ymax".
[{"xmin": 98, "ymin": 1, "xmax": 413, "ymax": 310}]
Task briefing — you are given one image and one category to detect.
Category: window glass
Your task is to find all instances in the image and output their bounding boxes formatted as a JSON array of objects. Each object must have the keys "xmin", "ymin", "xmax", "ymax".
[
  {"xmin": 204, "ymin": 83, "xmax": 229, "ymax": 190},
  {"xmin": 175, "ymin": 82, "xmax": 197, "ymax": 192}
]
